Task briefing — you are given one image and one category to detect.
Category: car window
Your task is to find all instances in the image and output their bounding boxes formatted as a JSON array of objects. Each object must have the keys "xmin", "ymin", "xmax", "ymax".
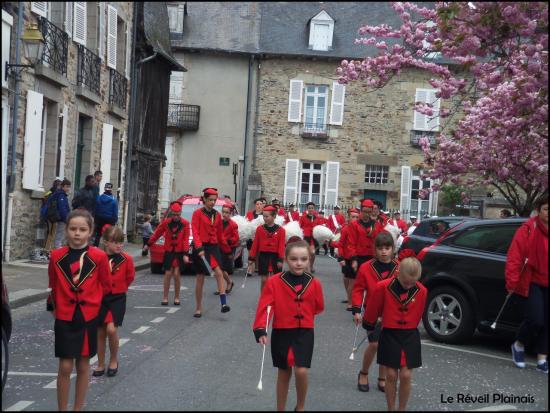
[
  {"xmin": 452, "ymin": 225, "xmax": 521, "ymax": 254},
  {"xmin": 414, "ymin": 219, "xmax": 457, "ymax": 237}
]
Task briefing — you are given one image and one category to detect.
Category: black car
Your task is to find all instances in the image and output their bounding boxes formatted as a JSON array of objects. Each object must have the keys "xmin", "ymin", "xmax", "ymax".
[
  {"xmin": 2, "ymin": 273, "xmax": 12, "ymax": 392},
  {"xmin": 400, "ymin": 216, "xmax": 479, "ymax": 255},
  {"xmin": 417, "ymin": 218, "xmax": 527, "ymax": 344}
]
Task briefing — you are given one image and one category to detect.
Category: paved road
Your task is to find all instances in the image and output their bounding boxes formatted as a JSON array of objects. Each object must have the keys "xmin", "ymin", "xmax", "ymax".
[{"xmin": 2, "ymin": 256, "xmax": 548, "ymax": 411}]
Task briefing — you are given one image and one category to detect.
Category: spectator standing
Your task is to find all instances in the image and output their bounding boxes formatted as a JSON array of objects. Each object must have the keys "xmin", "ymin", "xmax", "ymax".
[
  {"xmin": 72, "ymin": 175, "xmax": 98, "ymax": 215},
  {"xmin": 142, "ymin": 214, "xmax": 153, "ymax": 256},
  {"xmin": 51, "ymin": 179, "xmax": 72, "ymax": 249},
  {"xmin": 500, "ymin": 209, "xmax": 512, "ymax": 218},
  {"xmin": 92, "ymin": 170, "xmax": 103, "ymax": 201},
  {"xmin": 42, "ymin": 177, "xmax": 62, "ymax": 254},
  {"xmin": 93, "ymin": 183, "xmax": 119, "ymax": 247}
]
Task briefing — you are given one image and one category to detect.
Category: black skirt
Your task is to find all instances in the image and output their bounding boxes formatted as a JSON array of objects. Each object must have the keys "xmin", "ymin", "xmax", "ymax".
[
  {"xmin": 221, "ymin": 248, "xmax": 235, "ymax": 275},
  {"xmin": 304, "ymin": 236, "xmax": 319, "ymax": 249},
  {"xmin": 271, "ymin": 328, "xmax": 314, "ymax": 369},
  {"xmin": 257, "ymin": 252, "xmax": 280, "ymax": 275},
  {"xmin": 193, "ymin": 244, "xmax": 223, "ymax": 274},
  {"xmin": 54, "ymin": 306, "xmax": 98, "ymax": 359},
  {"xmin": 98, "ymin": 293, "xmax": 127, "ymax": 326},
  {"xmin": 342, "ymin": 259, "xmax": 357, "ymax": 279},
  {"xmin": 367, "ymin": 321, "xmax": 383, "ymax": 343},
  {"xmin": 377, "ymin": 328, "xmax": 421, "ymax": 369},
  {"xmin": 163, "ymin": 251, "xmax": 186, "ymax": 272}
]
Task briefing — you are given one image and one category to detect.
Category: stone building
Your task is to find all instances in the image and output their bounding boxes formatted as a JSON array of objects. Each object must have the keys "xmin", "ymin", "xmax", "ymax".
[{"xmin": 2, "ymin": 1, "xmax": 133, "ymax": 261}]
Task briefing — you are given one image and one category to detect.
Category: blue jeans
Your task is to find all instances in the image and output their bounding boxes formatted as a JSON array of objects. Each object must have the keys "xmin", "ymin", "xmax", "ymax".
[{"xmin": 516, "ymin": 283, "xmax": 548, "ymax": 355}]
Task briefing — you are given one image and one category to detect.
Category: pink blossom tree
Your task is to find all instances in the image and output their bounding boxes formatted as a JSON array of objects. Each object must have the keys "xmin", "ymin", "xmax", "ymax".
[{"xmin": 337, "ymin": 2, "xmax": 548, "ymax": 216}]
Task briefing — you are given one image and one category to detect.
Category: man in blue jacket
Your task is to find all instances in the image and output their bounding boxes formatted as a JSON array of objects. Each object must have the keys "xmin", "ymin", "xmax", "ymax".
[
  {"xmin": 52, "ymin": 179, "xmax": 72, "ymax": 249},
  {"xmin": 93, "ymin": 183, "xmax": 119, "ymax": 246}
]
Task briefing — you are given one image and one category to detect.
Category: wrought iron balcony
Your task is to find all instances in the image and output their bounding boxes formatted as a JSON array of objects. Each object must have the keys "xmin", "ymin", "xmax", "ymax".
[
  {"xmin": 109, "ymin": 68, "xmax": 127, "ymax": 110},
  {"xmin": 300, "ymin": 123, "xmax": 330, "ymax": 138},
  {"xmin": 167, "ymin": 104, "xmax": 200, "ymax": 130},
  {"xmin": 37, "ymin": 16, "xmax": 68, "ymax": 76},
  {"xmin": 77, "ymin": 44, "xmax": 101, "ymax": 96},
  {"xmin": 410, "ymin": 130, "xmax": 438, "ymax": 146}
]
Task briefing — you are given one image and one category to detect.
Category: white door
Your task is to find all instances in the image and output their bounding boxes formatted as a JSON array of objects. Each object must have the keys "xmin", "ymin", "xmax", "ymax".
[{"xmin": 160, "ymin": 136, "xmax": 175, "ymax": 210}]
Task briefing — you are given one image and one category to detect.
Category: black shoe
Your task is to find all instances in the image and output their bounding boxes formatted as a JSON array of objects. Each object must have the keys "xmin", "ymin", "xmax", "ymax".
[
  {"xmin": 213, "ymin": 291, "xmax": 220, "ymax": 295},
  {"xmin": 221, "ymin": 304, "xmax": 231, "ymax": 313},
  {"xmin": 341, "ymin": 300, "xmax": 349, "ymax": 304},
  {"xmin": 346, "ymin": 307, "xmax": 353, "ymax": 312},
  {"xmin": 92, "ymin": 369, "xmax": 105, "ymax": 377},
  {"xmin": 226, "ymin": 281, "xmax": 235, "ymax": 294},
  {"xmin": 174, "ymin": 300, "xmax": 180, "ymax": 306},
  {"xmin": 107, "ymin": 364, "xmax": 118, "ymax": 377},
  {"xmin": 377, "ymin": 377, "xmax": 386, "ymax": 392},
  {"xmin": 161, "ymin": 300, "xmax": 168, "ymax": 306},
  {"xmin": 357, "ymin": 371, "xmax": 369, "ymax": 392},
  {"xmin": 193, "ymin": 311, "xmax": 202, "ymax": 318}
]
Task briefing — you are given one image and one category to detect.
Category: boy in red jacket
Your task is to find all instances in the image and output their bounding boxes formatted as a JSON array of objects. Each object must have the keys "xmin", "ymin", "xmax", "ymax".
[
  {"xmin": 249, "ymin": 205, "xmax": 286, "ymax": 292},
  {"xmin": 328, "ymin": 205, "xmax": 346, "ymax": 256},
  {"xmin": 284, "ymin": 203, "xmax": 300, "ymax": 224},
  {"xmin": 363, "ymin": 257, "xmax": 427, "ymax": 411},
  {"xmin": 299, "ymin": 202, "xmax": 321, "ymax": 272},
  {"xmin": 219, "ymin": 203, "xmax": 239, "ymax": 294},
  {"xmin": 349, "ymin": 199, "xmax": 385, "ymax": 273}
]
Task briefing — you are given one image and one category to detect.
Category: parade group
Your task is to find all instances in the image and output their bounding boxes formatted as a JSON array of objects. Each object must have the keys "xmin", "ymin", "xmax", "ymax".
[{"xmin": 44, "ymin": 186, "xmax": 548, "ymax": 412}]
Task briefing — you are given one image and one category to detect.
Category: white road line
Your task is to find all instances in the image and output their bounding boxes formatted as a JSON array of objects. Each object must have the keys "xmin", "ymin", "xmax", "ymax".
[
  {"xmin": 89, "ymin": 338, "xmax": 129, "ymax": 365},
  {"xmin": 8, "ymin": 372, "xmax": 58, "ymax": 377},
  {"xmin": 150, "ymin": 317, "xmax": 166, "ymax": 323},
  {"xmin": 469, "ymin": 404, "xmax": 518, "ymax": 411},
  {"xmin": 421, "ymin": 340, "xmax": 537, "ymax": 367},
  {"xmin": 134, "ymin": 306, "xmax": 168, "ymax": 309},
  {"xmin": 4, "ymin": 401, "xmax": 35, "ymax": 411},
  {"xmin": 132, "ymin": 326, "xmax": 150, "ymax": 334},
  {"xmin": 166, "ymin": 307, "xmax": 180, "ymax": 314},
  {"xmin": 43, "ymin": 374, "xmax": 76, "ymax": 389}
]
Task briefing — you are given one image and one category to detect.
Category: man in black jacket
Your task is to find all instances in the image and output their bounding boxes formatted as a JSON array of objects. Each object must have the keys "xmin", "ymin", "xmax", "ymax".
[{"xmin": 72, "ymin": 175, "xmax": 98, "ymax": 214}]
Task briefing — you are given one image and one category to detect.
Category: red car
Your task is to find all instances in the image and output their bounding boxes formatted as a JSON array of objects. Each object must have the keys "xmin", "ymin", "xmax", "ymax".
[{"xmin": 149, "ymin": 195, "xmax": 244, "ymax": 274}]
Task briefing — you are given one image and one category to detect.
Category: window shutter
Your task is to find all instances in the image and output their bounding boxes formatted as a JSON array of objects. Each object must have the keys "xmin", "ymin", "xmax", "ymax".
[
  {"xmin": 324, "ymin": 161, "xmax": 340, "ymax": 206},
  {"xmin": 98, "ymin": 2, "xmax": 105, "ymax": 60},
  {"xmin": 22, "ymin": 90, "xmax": 44, "ymax": 190},
  {"xmin": 400, "ymin": 166, "xmax": 412, "ymax": 222},
  {"xmin": 413, "ymin": 89, "xmax": 428, "ymax": 131},
  {"xmin": 329, "ymin": 82, "xmax": 345, "ymax": 125},
  {"xmin": 64, "ymin": 2, "xmax": 72, "ymax": 38},
  {"xmin": 169, "ymin": 72, "xmax": 184, "ymax": 103},
  {"xmin": 107, "ymin": 5, "xmax": 117, "ymax": 69},
  {"xmin": 125, "ymin": 22, "xmax": 131, "ymax": 79},
  {"xmin": 288, "ymin": 80, "xmax": 303, "ymax": 122},
  {"xmin": 426, "ymin": 90, "xmax": 440, "ymax": 131},
  {"xmin": 73, "ymin": 2, "xmax": 87, "ymax": 46},
  {"xmin": 58, "ymin": 104, "xmax": 68, "ymax": 178},
  {"xmin": 31, "ymin": 2, "xmax": 48, "ymax": 18},
  {"xmin": 101, "ymin": 123, "xmax": 114, "ymax": 186},
  {"xmin": 283, "ymin": 159, "xmax": 300, "ymax": 205},
  {"xmin": 431, "ymin": 182, "xmax": 439, "ymax": 216}
]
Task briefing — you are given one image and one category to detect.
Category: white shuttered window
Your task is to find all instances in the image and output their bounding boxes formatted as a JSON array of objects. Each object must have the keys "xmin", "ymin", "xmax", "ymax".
[
  {"xmin": 73, "ymin": 2, "xmax": 87, "ymax": 46},
  {"xmin": 413, "ymin": 88, "xmax": 440, "ymax": 131},
  {"xmin": 31, "ymin": 2, "xmax": 48, "ymax": 18},
  {"xmin": 23, "ymin": 91, "xmax": 44, "ymax": 190},
  {"xmin": 288, "ymin": 80, "xmax": 303, "ymax": 122},
  {"xmin": 169, "ymin": 72, "xmax": 183, "ymax": 103},
  {"xmin": 283, "ymin": 159, "xmax": 300, "ymax": 205},
  {"xmin": 98, "ymin": 2, "xmax": 105, "ymax": 60},
  {"xmin": 58, "ymin": 104, "xmax": 68, "ymax": 178},
  {"xmin": 64, "ymin": 2, "xmax": 72, "ymax": 38},
  {"xmin": 329, "ymin": 82, "xmax": 345, "ymax": 125},
  {"xmin": 324, "ymin": 161, "xmax": 340, "ymax": 206},
  {"xmin": 101, "ymin": 123, "xmax": 114, "ymax": 186},
  {"xmin": 400, "ymin": 166, "xmax": 412, "ymax": 221},
  {"xmin": 107, "ymin": 5, "xmax": 117, "ymax": 69},
  {"xmin": 125, "ymin": 22, "xmax": 131, "ymax": 78}
]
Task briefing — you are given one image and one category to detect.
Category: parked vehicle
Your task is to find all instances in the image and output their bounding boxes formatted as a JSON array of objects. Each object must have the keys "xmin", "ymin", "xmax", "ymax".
[
  {"xmin": 149, "ymin": 195, "xmax": 244, "ymax": 275},
  {"xmin": 2, "ymin": 273, "xmax": 12, "ymax": 392},
  {"xmin": 399, "ymin": 216, "xmax": 479, "ymax": 255},
  {"xmin": 417, "ymin": 218, "xmax": 527, "ymax": 344}
]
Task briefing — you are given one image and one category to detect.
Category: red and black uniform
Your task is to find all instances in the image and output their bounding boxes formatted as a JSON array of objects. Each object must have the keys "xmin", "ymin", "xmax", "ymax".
[
  {"xmin": 348, "ymin": 218, "xmax": 385, "ymax": 267},
  {"xmin": 246, "ymin": 210, "xmax": 262, "ymax": 250},
  {"xmin": 363, "ymin": 277, "xmax": 427, "ymax": 369},
  {"xmin": 330, "ymin": 223, "xmax": 356, "ymax": 279},
  {"xmin": 221, "ymin": 218, "xmax": 240, "ymax": 275},
  {"xmin": 98, "ymin": 252, "xmax": 135, "ymax": 327},
  {"xmin": 192, "ymin": 207, "xmax": 229, "ymax": 273},
  {"xmin": 253, "ymin": 271, "xmax": 324, "ymax": 368},
  {"xmin": 48, "ymin": 245, "xmax": 111, "ymax": 358},
  {"xmin": 284, "ymin": 210, "xmax": 300, "ymax": 224},
  {"xmin": 148, "ymin": 216, "xmax": 190, "ymax": 272},
  {"xmin": 277, "ymin": 207, "xmax": 286, "ymax": 217},
  {"xmin": 388, "ymin": 218, "xmax": 408, "ymax": 235},
  {"xmin": 299, "ymin": 211, "xmax": 321, "ymax": 247},
  {"xmin": 327, "ymin": 213, "xmax": 346, "ymax": 233},
  {"xmin": 352, "ymin": 258, "xmax": 399, "ymax": 342},
  {"xmin": 249, "ymin": 224, "xmax": 286, "ymax": 275}
]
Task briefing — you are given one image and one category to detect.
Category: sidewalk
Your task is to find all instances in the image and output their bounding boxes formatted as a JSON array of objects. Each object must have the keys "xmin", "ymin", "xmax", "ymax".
[{"xmin": 2, "ymin": 243, "xmax": 151, "ymax": 309}]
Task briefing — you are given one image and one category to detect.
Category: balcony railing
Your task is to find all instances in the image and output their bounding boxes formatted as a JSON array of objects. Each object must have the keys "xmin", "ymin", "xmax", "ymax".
[
  {"xmin": 109, "ymin": 68, "xmax": 127, "ymax": 110},
  {"xmin": 167, "ymin": 104, "xmax": 200, "ymax": 130},
  {"xmin": 410, "ymin": 130, "xmax": 438, "ymax": 146},
  {"xmin": 37, "ymin": 16, "xmax": 68, "ymax": 76},
  {"xmin": 300, "ymin": 123, "xmax": 330, "ymax": 138},
  {"xmin": 77, "ymin": 44, "xmax": 101, "ymax": 96}
]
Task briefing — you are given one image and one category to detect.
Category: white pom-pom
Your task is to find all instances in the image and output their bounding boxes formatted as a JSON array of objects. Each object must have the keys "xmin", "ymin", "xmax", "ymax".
[
  {"xmin": 231, "ymin": 215, "xmax": 251, "ymax": 241},
  {"xmin": 332, "ymin": 232, "xmax": 341, "ymax": 243},
  {"xmin": 396, "ymin": 235, "xmax": 404, "ymax": 250},
  {"xmin": 275, "ymin": 215, "xmax": 285, "ymax": 226},
  {"xmin": 283, "ymin": 221, "xmax": 304, "ymax": 242},
  {"xmin": 383, "ymin": 223, "xmax": 400, "ymax": 244},
  {"xmin": 313, "ymin": 225, "xmax": 334, "ymax": 244}
]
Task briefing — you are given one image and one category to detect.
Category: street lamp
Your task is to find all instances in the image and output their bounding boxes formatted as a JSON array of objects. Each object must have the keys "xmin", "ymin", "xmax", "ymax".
[{"xmin": 5, "ymin": 23, "xmax": 44, "ymax": 80}]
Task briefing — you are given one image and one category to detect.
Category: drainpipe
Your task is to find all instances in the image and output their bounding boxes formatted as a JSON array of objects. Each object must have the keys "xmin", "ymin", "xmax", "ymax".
[
  {"xmin": 240, "ymin": 54, "xmax": 253, "ymax": 209},
  {"xmin": 245, "ymin": 57, "xmax": 262, "ymax": 211},
  {"xmin": 4, "ymin": 2, "xmax": 24, "ymax": 262}
]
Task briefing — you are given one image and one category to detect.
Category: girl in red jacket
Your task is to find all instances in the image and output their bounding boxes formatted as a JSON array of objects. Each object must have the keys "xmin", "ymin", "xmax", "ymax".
[
  {"xmin": 249, "ymin": 205, "xmax": 286, "ymax": 292},
  {"xmin": 253, "ymin": 240, "xmax": 324, "ymax": 411},
  {"xmin": 48, "ymin": 209, "xmax": 111, "ymax": 411},
  {"xmin": 349, "ymin": 199, "xmax": 386, "ymax": 273},
  {"xmin": 144, "ymin": 202, "xmax": 190, "ymax": 305},
  {"xmin": 506, "ymin": 195, "xmax": 548, "ymax": 373},
  {"xmin": 93, "ymin": 225, "xmax": 135, "ymax": 378},
  {"xmin": 219, "ymin": 203, "xmax": 239, "ymax": 294},
  {"xmin": 299, "ymin": 202, "xmax": 321, "ymax": 272},
  {"xmin": 363, "ymin": 257, "xmax": 427, "ymax": 411}
]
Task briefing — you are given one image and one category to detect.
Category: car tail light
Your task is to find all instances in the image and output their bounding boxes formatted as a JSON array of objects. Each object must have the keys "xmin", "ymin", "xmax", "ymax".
[{"xmin": 417, "ymin": 246, "xmax": 431, "ymax": 262}]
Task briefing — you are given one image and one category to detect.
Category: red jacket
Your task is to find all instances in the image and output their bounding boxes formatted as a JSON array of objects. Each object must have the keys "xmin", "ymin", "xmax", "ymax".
[
  {"xmin": 249, "ymin": 224, "xmax": 286, "ymax": 261},
  {"xmin": 388, "ymin": 218, "xmax": 408, "ymax": 235},
  {"xmin": 191, "ymin": 207, "xmax": 229, "ymax": 252},
  {"xmin": 363, "ymin": 277, "xmax": 427, "ymax": 330},
  {"xmin": 278, "ymin": 207, "xmax": 286, "ymax": 217},
  {"xmin": 221, "ymin": 219, "xmax": 240, "ymax": 254},
  {"xmin": 246, "ymin": 210, "xmax": 261, "ymax": 221},
  {"xmin": 299, "ymin": 212, "xmax": 321, "ymax": 237},
  {"xmin": 48, "ymin": 246, "xmax": 111, "ymax": 322},
  {"xmin": 327, "ymin": 213, "xmax": 346, "ymax": 233},
  {"xmin": 253, "ymin": 271, "xmax": 324, "ymax": 335},
  {"xmin": 505, "ymin": 217, "xmax": 548, "ymax": 297},
  {"xmin": 107, "ymin": 252, "xmax": 135, "ymax": 294},
  {"xmin": 347, "ymin": 218, "xmax": 385, "ymax": 260},
  {"xmin": 284, "ymin": 210, "xmax": 300, "ymax": 224},
  {"xmin": 352, "ymin": 258, "xmax": 399, "ymax": 313},
  {"xmin": 148, "ymin": 217, "xmax": 190, "ymax": 254},
  {"xmin": 331, "ymin": 223, "xmax": 352, "ymax": 260}
]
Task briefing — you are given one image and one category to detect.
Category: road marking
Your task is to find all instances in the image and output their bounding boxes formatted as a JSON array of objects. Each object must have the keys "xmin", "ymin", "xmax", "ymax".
[
  {"xmin": 134, "ymin": 306, "xmax": 169, "ymax": 309},
  {"xmin": 8, "ymin": 372, "xmax": 58, "ymax": 377},
  {"xmin": 43, "ymin": 374, "xmax": 76, "ymax": 389},
  {"xmin": 150, "ymin": 317, "xmax": 166, "ymax": 323},
  {"xmin": 469, "ymin": 404, "xmax": 518, "ymax": 411},
  {"xmin": 166, "ymin": 307, "xmax": 180, "ymax": 314},
  {"xmin": 129, "ymin": 285, "xmax": 188, "ymax": 292},
  {"xmin": 132, "ymin": 326, "xmax": 150, "ymax": 334},
  {"xmin": 421, "ymin": 340, "xmax": 537, "ymax": 367},
  {"xmin": 90, "ymin": 338, "xmax": 129, "ymax": 365},
  {"xmin": 4, "ymin": 401, "xmax": 35, "ymax": 411}
]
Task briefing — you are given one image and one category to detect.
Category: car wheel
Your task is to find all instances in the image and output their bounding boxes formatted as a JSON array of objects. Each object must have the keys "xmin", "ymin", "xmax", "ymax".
[
  {"xmin": 2, "ymin": 327, "xmax": 8, "ymax": 393},
  {"xmin": 234, "ymin": 255, "xmax": 243, "ymax": 269},
  {"xmin": 422, "ymin": 286, "xmax": 475, "ymax": 344},
  {"xmin": 150, "ymin": 262, "xmax": 164, "ymax": 274}
]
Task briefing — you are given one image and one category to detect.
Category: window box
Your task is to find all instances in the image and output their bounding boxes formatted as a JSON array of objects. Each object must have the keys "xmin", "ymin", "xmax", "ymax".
[
  {"xmin": 410, "ymin": 130, "xmax": 438, "ymax": 147},
  {"xmin": 300, "ymin": 123, "xmax": 330, "ymax": 138}
]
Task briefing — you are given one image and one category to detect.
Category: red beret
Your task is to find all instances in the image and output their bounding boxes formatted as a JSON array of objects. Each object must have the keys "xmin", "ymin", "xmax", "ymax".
[
  {"xmin": 348, "ymin": 208, "xmax": 360, "ymax": 214},
  {"xmin": 203, "ymin": 187, "xmax": 218, "ymax": 196},
  {"xmin": 361, "ymin": 199, "xmax": 374, "ymax": 208},
  {"xmin": 263, "ymin": 205, "xmax": 277, "ymax": 212},
  {"xmin": 222, "ymin": 203, "xmax": 234, "ymax": 210},
  {"xmin": 170, "ymin": 202, "xmax": 182, "ymax": 213},
  {"xmin": 101, "ymin": 224, "xmax": 111, "ymax": 236}
]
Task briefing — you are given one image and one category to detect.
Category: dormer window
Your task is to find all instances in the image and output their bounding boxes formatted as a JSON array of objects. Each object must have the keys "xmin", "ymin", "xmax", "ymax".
[{"xmin": 308, "ymin": 10, "xmax": 334, "ymax": 51}]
